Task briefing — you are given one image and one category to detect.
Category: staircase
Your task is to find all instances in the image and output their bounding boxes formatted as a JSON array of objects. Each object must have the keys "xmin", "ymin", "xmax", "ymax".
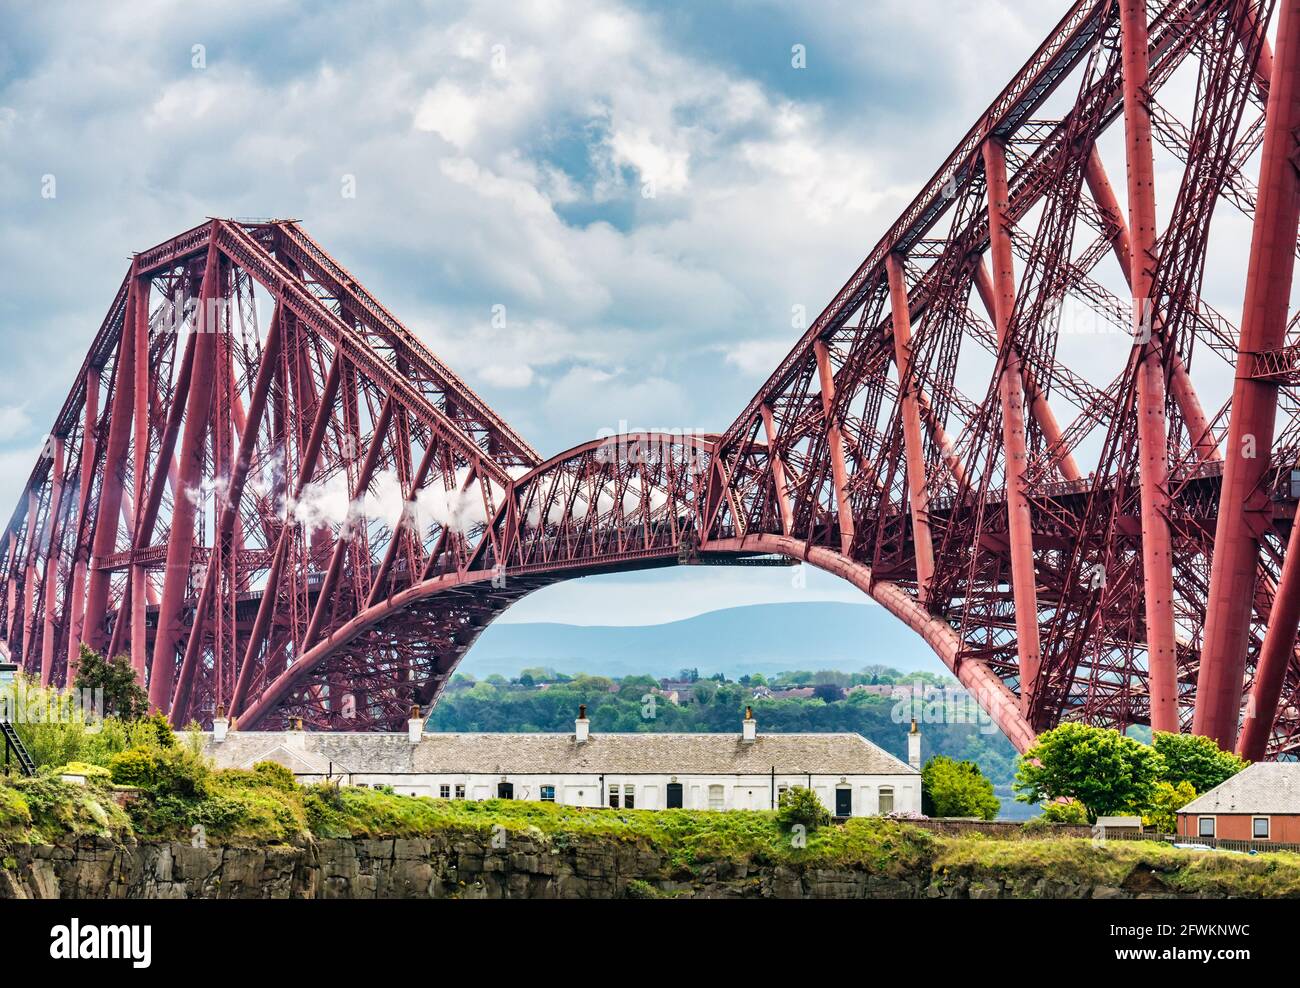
[{"xmin": 0, "ymin": 719, "xmax": 35, "ymax": 777}]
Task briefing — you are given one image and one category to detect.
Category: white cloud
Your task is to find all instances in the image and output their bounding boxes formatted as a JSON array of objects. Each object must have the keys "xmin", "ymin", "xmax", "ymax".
[
  {"xmin": 0, "ymin": 405, "xmax": 32, "ymax": 442},
  {"xmin": 413, "ymin": 81, "xmax": 481, "ymax": 149},
  {"xmin": 721, "ymin": 339, "xmax": 793, "ymax": 378},
  {"xmin": 607, "ymin": 126, "xmax": 690, "ymax": 193}
]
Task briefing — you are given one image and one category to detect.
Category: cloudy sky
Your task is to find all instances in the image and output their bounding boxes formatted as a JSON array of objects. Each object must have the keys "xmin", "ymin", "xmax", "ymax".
[{"xmin": 0, "ymin": 1, "xmax": 1108, "ymax": 625}]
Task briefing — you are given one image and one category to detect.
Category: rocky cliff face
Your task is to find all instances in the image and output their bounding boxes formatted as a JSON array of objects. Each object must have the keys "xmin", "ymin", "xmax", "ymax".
[{"xmin": 0, "ymin": 834, "xmax": 1207, "ymax": 899}]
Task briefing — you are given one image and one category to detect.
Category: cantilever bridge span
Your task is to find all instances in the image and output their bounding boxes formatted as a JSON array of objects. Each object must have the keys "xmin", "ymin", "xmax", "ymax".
[{"xmin": 7, "ymin": 0, "xmax": 1300, "ymax": 760}]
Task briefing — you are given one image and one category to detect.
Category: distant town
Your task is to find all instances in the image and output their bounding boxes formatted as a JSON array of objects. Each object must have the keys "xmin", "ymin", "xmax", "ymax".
[{"xmin": 431, "ymin": 663, "xmax": 1024, "ymax": 815}]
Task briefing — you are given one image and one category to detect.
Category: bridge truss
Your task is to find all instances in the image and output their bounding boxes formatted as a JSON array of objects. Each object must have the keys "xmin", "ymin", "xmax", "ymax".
[{"xmin": 4, "ymin": 0, "xmax": 1300, "ymax": 759}]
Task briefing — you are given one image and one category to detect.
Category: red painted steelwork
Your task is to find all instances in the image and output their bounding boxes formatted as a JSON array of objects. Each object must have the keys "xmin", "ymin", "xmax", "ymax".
[
  {"xmin": 1201, "ymin": 0, "xmax": 1300, "ymax": 752},
  {"xmin": 7, "ymin": 2, "xmax": 1300, "ymax": 758}
]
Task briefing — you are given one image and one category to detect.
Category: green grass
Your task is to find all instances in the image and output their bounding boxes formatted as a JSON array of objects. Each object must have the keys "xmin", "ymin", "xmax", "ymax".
[
  {"xmin": 1, "ymin": 776, "xmax": 133, "ymax": 845},
  {"xmin": 934, "ymin": 835, "xmax": 1300, "ymax": 897},
  {"xmin": 299, "ymin": 787, "xmax": 933, "ymax": 873}
]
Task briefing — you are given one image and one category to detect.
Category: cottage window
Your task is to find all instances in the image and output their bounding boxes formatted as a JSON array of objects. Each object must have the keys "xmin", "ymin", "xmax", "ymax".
[
  {"xmin": 624, "ymin": 785, "xmax": 635, "ymax": 809},
  {"xmin": 878, "ymin": 787, "xmax": 894, "ymax": 815},
  {"xmin": 540, "ymin": 785, "xmax": 556, "ymax": 802},
  {"xmin": 708, "ymin": 785, "xmax": 725, "ymax": 810},
  {"xmin": 454, "ymin": 784, "xmax": 465, "ymax": 799},
  {"xmin": 1198, "ymin": 817, "xmax": 1215, "ymax": 838},
  {"xmin": 609, "ymin": 784, "xmax": 620, "ymax": 808},
  {"xmin": 1253, "ymin": 817, "xmax": 1270, "ymax": 840},
  {"xmin": 439, "ymin": 784, "xmax": 450, "ymax": 799}
]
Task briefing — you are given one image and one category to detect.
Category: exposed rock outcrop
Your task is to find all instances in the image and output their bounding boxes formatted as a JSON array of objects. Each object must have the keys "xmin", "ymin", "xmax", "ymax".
[{"xmin": 0, "ymin": 833, "xmax": 1206, "ymax": 899}]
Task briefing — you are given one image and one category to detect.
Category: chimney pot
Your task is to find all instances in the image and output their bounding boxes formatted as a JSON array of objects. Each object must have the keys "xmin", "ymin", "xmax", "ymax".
[
  {"xmin": 907, "ymin": 719, "xmax": 922, "ymax": 770},
  {"xmin": 575, "ymin": 704, "xmax": 590, "ymax": 744},
  {"xmin": 212, "ymin": 707, "xmax": 229, "ymax": 743},
  {"xmin": 408, "ymin": 705, "xmax": 424, "ymax": 745},
  {"xmin": 742, "ymin": 707, "xmax": 757, "ymax": 743}
]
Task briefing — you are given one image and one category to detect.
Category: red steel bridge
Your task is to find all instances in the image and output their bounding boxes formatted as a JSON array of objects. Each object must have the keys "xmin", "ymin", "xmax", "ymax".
[{"xmin": 6, "ymin": 0, "xmax": 1300, "ymax": 760}]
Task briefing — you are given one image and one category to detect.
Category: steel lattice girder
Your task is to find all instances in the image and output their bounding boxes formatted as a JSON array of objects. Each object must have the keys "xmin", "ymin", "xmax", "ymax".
[{"xmin": 6, "ymin": 1, "xmax": 1300, "ymax": 756}]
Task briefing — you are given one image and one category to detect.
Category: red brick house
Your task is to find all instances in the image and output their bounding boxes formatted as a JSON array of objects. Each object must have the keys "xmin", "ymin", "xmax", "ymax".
[{"xmin": 1175, "ymin": 763, "xmax": 1300, "ymax": 844}]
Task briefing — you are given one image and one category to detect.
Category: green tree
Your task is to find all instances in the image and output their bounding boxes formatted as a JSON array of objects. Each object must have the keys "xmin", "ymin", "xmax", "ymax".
[
  {"xmin": 1039, "ymin": 799, "xmax": 1090, "ymax": 825},
  {"xmin": 1142, "ymin": 780, "xmax": 1197, "ymax": 834},
  {"xmin": 922, "ymin": 756, "xmax": 1000, "ymax": 820},
  {"xmin": 1014, "ymin": 723, "xmax": 1163, "ymax": 821},
  {"xmin": 812, "ymin": 683, "xmax": 842, "ymax": 703},
  {"xmin": 777, "ymin": 786, "xmax": 830, "ymax": 831},
  {"xmin": 72, "ymin": 645, "xmax": 148, "ymax": 721},
  {"xmin": 1151, "ymin": 731, "xmax": 1247, "ymax": 793}
]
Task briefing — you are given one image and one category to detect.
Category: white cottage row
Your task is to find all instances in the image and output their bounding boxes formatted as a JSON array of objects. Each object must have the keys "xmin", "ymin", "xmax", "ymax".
[{"xmin": 204, "ymin": 707, "xmax": 923, "ymax": 818}]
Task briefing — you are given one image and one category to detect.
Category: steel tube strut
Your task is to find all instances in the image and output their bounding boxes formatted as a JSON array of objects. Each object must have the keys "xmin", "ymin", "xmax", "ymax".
[
  {"xmin": 973, "ymin": 261, "xmax": 1081, "ymax": 482},
  {"xmin": 82, "ymin": 271, "xmax": 139, "ymax": 654},
  {"xmin": 759, "ymin": 403, "xmax": 794, "ymax": 536},
  {"xmin": 149, "ymin": 237, "xmax": 223, "ymax": 711},
  {"xmin": 231, "ymin": 347, "xmax": 344, "ymax": 716},
  {"xmin": 364, "ymin": 441, "xmax": 439, "ymax": 610},
  {"xmin": 168, "ymin": 305, "xmax": 284, "ymax": 724},
  {"xmin": 1199, "ymin": 0, "xmax": 1300, "ymax": 751},
  {"xmin": 66, "ymin": 370, "xmax": 100, "ymax": 676},
  {"xmin": 982, "ymin": 139, "xmax": 1042, "ymax": 713},
  {"xmin": 130, "ymin": 268, "xmax": 151, "ymax": 677},
  {"xmin": 884, "ymin": 255, "xmax": 935, "ymax": 595},
  {"xmin": 1119, "ymin": 0, "xmax": 1179, "ymax": 733},
  {"xmin": 39, "ymin": 438, "xmax": 65, "ymax": 685},
  {"xmin": 813, "ymin": 339, "xmax": 856, "ymax": 555},
  {"xmin": 300, "ymin": 396, "xmax": 394, "ymax": 651},
  {"xmin": 1083, "ymin": 148, "xmax": 1221, "ymax": 463},
  {"xmin": 1242, "ymin": 512, "xmax": 1300, "ymax": 759}
]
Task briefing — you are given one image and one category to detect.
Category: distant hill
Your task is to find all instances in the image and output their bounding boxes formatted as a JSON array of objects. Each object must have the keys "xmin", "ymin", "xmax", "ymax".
[{"xmin": 459, "ymin": 601, "xmax": 942, "ymax": 681}]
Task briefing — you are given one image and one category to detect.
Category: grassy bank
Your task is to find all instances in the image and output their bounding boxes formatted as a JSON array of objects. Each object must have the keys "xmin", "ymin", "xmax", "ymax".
[{"xmin": 3, "ymin": 767, "xmax": 1300, "ymax": 895}]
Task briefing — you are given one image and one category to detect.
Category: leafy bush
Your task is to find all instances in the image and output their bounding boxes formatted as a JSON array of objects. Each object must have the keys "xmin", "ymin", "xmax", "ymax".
[
  {"xmin": 53, "ymin": 762, "xmax": 112, "ymax": 781},
  {"xmin": 1014, "ymin": 723, "xmax": 1163, "ymax": 821},
  {"xmin": 72, "ymin": 646, "xmax": 148, "ymax": 721},
  {"xmin": 1142, "ymin": 780, "xmax": 1197, "ymax": 834},
  {"xmin": 0, "ymin": 783, "xmax": 32, "ymax": 838},
  {"xmin": 143, "ymin": 712, "xmax": 177, "ymax": 751},
  {"xmin": 1151, "ymin": 732, "xmax": 1247, "ymax": 793},
  {"xmin": 777, "ymin": 786, "xmax": 831, "ymax": 831},
  {"xmin": 108, "ymin": 748, "xmax": 160, "ymax": 788},
  {"xmin": 3, "ymin": 669, "xmax": 182, "ymax": 773},
  {"xmin": 250, "ymin": 761, "xmax": 297, "ymax": 791},
  {"xmin": 1039, "ymin": 799, "xmax": 1090, "ymax": 826},
  {"xmin": 922, "ymin": 756, "xmax": 999, "ymax": 820},
  {"xmin": 5, "ymin": 775, "xmax": 132, "ymax": 843},
  {"xmin": 76, "ymin": 717, "xmax": 177, "ymax": 768}
]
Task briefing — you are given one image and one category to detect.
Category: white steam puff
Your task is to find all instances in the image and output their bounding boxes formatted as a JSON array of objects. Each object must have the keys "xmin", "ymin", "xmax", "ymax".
[{"xmin": 285, "ymin": 467, "xmax": 507, "ymax": 538}]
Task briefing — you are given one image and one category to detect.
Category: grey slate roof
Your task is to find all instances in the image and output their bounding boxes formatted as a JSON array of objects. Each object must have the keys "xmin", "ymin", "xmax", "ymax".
[
  {"xmin": 1178, "ymin": 762, "xmax": 1300, "ymax": 815},
  {"xmin": 205, "ymin": 730, "xmax": 917, "ymax": 777}
]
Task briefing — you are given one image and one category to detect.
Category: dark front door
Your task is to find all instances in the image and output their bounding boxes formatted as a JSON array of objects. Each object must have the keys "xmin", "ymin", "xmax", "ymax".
[
  {"xmin": 498, "ymin": 782, "xmax": 514, "ymax": 800},
  {"xmin": 666, "ymin": 783, "xmax": 683, "ymax": 809},
  {"xmin": 835, "ymin": 788, "xmax": 852, "ymax": 817}
]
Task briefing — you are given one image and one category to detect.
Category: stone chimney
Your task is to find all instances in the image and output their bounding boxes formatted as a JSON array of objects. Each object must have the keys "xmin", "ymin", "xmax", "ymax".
[
  {"xmin": 408, "ymin": 705, "xmax": 424, "ymax": 744},
  {"xmin": 212, "ymin": 704, "xmax": 229, "ymax": 744},
  {"xmin": 908, "ymin": 718, "xmax": 922, "ymax": 770},
  {"xmin": 575, "ymin": 704, "xmax": 590, "ymax": 744},
  {"xmin": 742, "ymin": 706, "xmax": 757, "ymax": 743}
]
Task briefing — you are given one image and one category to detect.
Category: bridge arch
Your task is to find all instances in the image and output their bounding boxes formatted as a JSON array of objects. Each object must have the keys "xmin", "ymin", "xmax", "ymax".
[{"xmin": 236, "ymin": 432, "xmax": 1036, "ymax": 751}]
